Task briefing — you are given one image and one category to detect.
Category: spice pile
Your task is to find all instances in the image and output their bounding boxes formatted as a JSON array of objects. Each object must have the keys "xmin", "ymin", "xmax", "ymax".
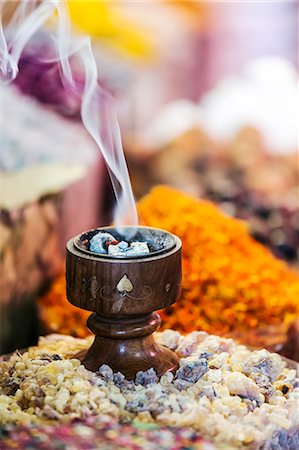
[
  {"xmin": 127, "ymin": 128, "xmax": 298, "ymax": 265},
  {"xmin": 39, "ymin": 279, "xmax": 90, "ymax": 338},
  {"xmin": 0, "ymin": 331, "xmax": 298, "ymax": 449},
  {"xmin": 38, "ymin": 186, "xmax": 299, "ymax": 352},
  {"xmin": 138, "ymin": 187, "xmax": 299, "ymax": 335}
]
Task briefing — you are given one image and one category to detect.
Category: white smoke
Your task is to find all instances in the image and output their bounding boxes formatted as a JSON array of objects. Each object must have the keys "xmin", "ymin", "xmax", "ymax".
[{"xmin": 0, "ymin": 0, "xmax": 138, "ymax": 228}]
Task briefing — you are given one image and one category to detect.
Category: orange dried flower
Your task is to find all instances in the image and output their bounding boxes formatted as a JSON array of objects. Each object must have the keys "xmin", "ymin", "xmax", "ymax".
[
  {"xmin": 39, "ymin": 186, "xmax": 299, "ymax": 345},
  {"xmin": 38, "ymin": 276, "xmax": 90, "ymax": 338},
  {"xmin": 138, "ymin": 186, "xmax": 299, "ymax": 337}
]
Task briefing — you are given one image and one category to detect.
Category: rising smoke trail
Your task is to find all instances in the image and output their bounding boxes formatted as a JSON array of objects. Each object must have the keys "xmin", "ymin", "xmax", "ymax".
[{"xmin": 0, "ymin": 0, "xmax": 138, "ymax": 228}]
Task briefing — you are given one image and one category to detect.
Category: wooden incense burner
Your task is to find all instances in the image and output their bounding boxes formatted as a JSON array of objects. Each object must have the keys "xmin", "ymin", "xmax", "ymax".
[{"xmin": 66, "ymin": 226, "xmax": 182, "ymax": 379}]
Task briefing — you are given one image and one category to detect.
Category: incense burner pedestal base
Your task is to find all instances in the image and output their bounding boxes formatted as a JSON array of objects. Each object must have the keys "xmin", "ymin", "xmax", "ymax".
[{"xmin": 80, "ymin": 312, "xmax": 179, "ymax": 379}]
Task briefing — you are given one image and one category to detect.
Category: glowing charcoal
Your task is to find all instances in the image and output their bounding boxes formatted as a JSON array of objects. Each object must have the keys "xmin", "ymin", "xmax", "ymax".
[{"xmin": 108, "ymin": 241, "xmax": 150, "ymax": 257}]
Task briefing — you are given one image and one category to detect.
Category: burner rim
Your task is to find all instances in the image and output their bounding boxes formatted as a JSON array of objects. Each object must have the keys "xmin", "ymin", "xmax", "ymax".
[{"xmin": 73, "ymin": 225, "xmax": 178, "ymax": 260}]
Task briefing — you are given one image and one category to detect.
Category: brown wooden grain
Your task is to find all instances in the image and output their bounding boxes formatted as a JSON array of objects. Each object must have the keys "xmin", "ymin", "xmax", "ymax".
[
  {"xmin": 80, "ymin": 312, "xmax": 179, "ymax": 378},
  {"xmin": 66, "ymin": 229, "xmax": 182, "ymax": 379}
]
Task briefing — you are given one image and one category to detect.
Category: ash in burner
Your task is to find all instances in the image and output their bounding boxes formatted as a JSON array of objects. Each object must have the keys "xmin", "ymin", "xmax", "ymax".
[
  {"xmin": 90, "ymin": 232, "xmax": 150, "ymax": 257},
  {"xmin": 75, "ymin": 226, "xmax": 177, "ymax": 259}
]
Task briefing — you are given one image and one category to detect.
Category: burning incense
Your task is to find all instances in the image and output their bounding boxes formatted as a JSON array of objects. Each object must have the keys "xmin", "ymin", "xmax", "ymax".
[
  {"xmin": 0, "ymin": 2, "xmax": 184, "ymax": 377},
  {"xmin": 89, "ymin": 231, "xmax": 150, "ymax": 257},
  {"xmin": 66, "ymin": 226, "xmax": 182, "ymax": 378}
]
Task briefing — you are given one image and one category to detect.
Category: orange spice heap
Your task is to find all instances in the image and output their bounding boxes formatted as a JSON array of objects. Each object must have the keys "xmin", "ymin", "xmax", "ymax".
[
  {"xmin": 39, "ymin": 186, "xmax": 299, "ymax": 342},
  {"xmin": 138, "ymin": 186, "xmax": 299, "ymax": 337},
  {"xmin": 39, "ymin": 278, "xmax": 90, "ymax": 338}
]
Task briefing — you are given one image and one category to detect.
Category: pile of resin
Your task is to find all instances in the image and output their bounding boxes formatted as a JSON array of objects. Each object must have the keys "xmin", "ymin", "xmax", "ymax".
[
  {"xmin": 1, "ymin": 331, "xmax": 298, "ymax": 449},
  {"xmin": 90, "ymin": 232, "xmax": 149, "ymax": 257}
]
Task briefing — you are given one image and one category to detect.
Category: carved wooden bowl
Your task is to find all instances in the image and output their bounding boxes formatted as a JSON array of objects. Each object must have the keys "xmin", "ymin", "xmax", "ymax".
[{"xmin": 66, "ymin": 226, "xmax": 182, "ymax": 379}]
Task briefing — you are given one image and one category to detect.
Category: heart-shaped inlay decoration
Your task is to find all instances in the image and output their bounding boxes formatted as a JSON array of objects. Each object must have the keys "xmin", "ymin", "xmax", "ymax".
[{"xmin": 116, "ymin": 274, "xmax": 134, "ymax": 293}]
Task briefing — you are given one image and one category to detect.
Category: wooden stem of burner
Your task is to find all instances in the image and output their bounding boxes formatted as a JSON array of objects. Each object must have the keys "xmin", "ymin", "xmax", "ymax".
[{"xmin": 66, "ymin": 227, "xmax": 182, "ymax": 380}]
